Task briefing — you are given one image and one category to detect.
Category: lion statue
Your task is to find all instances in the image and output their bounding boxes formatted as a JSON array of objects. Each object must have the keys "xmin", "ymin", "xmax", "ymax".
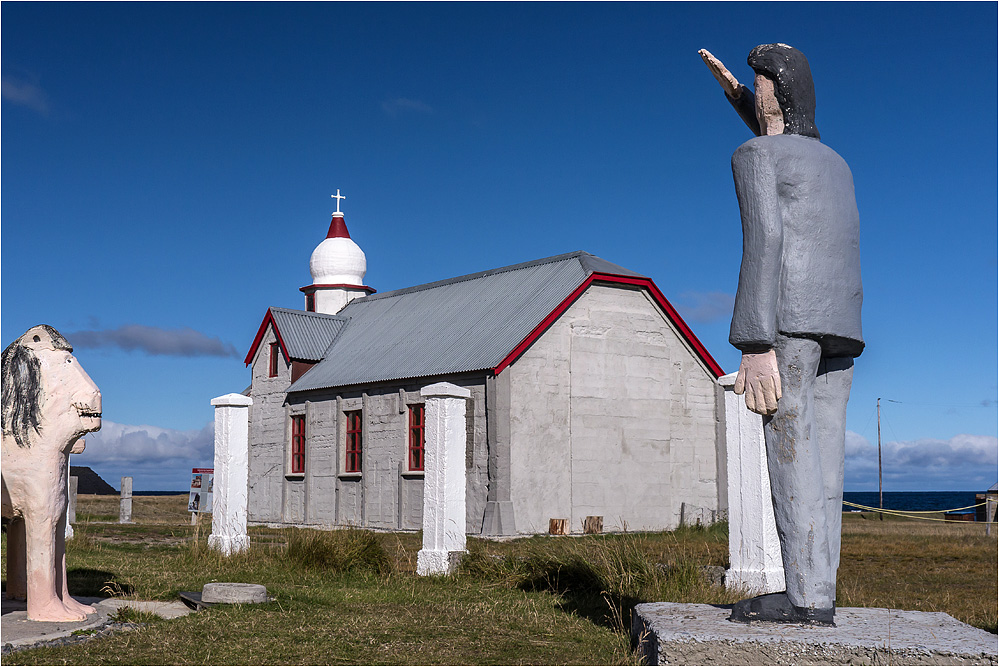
[{"xmin": 2, "ymin": 325, "xmax": 102, "ymax": 621}]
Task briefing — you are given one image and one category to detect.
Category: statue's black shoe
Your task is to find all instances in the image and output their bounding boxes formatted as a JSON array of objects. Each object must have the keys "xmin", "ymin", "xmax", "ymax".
[{"xmin": 729, "ymin": 592, "xmax": 835, "ymax": 626}]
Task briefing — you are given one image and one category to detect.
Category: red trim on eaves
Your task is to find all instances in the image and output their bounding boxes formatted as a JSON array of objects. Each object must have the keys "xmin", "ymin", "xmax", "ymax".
[
  {"xmin": 299, "ymin": 284, "xmax": 376, "ymax": 294},
  {"xmin": 492, "ymin": 273, "xmax": 725, "ymax": 378},
  {"xmin": 244, "ymin": 308, "xmax": 291, "ymax": 366}
]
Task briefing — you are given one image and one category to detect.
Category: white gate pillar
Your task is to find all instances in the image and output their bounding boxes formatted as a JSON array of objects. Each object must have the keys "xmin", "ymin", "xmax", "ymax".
[
  {"xmin": 208, "ymin": 393, "xmax": 253, "ymax": 556},
  {"xmin": 416, "ymin": 382, "xmax": 470, "ymax": 576},
  {"xmin": 719, "ymin": 372, "xmax": 785, "ymax": 594},
  {"xmin": 119, "ymin": 476, "xmax": 133, "ymax": 523}
]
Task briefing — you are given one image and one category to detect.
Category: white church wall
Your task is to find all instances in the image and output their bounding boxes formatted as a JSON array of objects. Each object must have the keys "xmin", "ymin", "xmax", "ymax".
[
  {"xmin": 304, "ymin": 400, "xmax": 338, "ymax": 524},
  {"xmin": 507, "ymin": 313, "xmax": 573, "ymax": 533},
  {"xmin": 251, "ymin": 372, "xmax": 490, "ymax": 533},
  {"xmin": 508, "ymin": 285, "xmax": 720, "ymax": 534},
  {"xmin": 247, "ymin": 326, "xmax": 290, "ymax": 524}
]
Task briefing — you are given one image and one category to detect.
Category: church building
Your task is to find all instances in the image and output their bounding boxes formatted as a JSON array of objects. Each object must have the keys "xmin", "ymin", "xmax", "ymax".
[{"xmin": 243, "ymin": 199, "xmax": 728, "ymax": 536}]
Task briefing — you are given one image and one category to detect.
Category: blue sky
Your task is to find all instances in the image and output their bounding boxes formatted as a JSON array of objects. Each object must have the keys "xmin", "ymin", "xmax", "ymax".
[{"xmin": 3, "ymin": 3, "xmax": 996, "ymax": 492}]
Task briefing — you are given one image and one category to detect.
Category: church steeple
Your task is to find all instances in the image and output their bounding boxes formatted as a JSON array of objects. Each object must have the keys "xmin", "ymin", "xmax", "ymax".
[{"xmin": 300, "ymin": 191, "xmax": 375, "ymax": 314}]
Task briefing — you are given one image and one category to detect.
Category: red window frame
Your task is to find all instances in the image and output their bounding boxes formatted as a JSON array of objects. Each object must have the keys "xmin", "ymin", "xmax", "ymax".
[
  {"xmin": 408, "ymin": 404, "xmax": 425, "ymax": 471},
  {"xmin": 305, "ymin": 292, "xmax": 316, "ymax": 312},
  {"xmin": 291, "ymin": 415, "xmax": 306, "ymax": 474},
  {"xmin": 269, "ymin": 342, "xmax": 281, "ymax": 377},
  {"xmin": 345, "ymin": 410, "xmax": 362, "ymax": 473}
]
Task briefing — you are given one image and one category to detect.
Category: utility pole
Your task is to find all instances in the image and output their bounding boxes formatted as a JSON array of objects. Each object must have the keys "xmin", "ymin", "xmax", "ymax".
[{"xmin": 877, "ymin": 397, "xmax": 883, "ymax": 521}]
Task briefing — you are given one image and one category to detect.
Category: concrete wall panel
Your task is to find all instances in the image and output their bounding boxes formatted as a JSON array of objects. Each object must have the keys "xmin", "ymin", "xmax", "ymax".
[
  {"xmin": 508, "ymin": 285, "xmax": 720, "ymax": 534},
  {"xmin": 248, "ymin": 327, "xmax": 290, "ymax": 523},
  {"xmin": 251, "ymin": 373, "xmax": 489, "ymax": 533}
]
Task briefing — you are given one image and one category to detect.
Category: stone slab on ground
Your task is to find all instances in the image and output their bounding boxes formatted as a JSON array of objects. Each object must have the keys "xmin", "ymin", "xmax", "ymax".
[
  {"xmin": 633, "ymin": 602, "xmax": 998, "ymax": 666},
  {"xmin": 2, "ymin": 596, "xmax": 192, "ymax": 653}
]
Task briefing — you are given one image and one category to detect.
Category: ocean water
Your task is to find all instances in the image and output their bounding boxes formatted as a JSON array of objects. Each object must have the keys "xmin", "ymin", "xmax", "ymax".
[{"xmin": 843, "ymin": 491, "xmax": 980, "ymax": 513}]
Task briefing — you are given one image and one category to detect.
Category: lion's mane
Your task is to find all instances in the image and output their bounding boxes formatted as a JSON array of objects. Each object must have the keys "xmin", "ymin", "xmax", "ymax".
[{"xmin": 1, "ymin": 325, "xmax": 73, "ymax": 448}]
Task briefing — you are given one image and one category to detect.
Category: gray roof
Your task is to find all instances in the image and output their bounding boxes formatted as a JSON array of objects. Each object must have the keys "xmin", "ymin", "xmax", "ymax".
[
  {"xmin": 270, "ymin": 308, "xmax": 347, "ymax": 362},
  {"xmin": 287, "ymin": 251, "xmax": 646, "ymax": 392}
]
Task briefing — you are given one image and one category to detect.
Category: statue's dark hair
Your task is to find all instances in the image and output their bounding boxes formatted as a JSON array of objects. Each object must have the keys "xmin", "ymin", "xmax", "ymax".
[
  {"xmin": 747, "ymin": 43, "xmax": 820, "ymax": 139},
  {"xmin": 1, "ymin": 325, "xmax": 72, "ymax": 448}
]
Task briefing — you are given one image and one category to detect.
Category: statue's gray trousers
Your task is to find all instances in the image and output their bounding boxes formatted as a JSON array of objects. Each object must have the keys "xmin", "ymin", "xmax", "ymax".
[{"xmin": 764, "ymin": 335, "xmax": 854, "ymax": 610}]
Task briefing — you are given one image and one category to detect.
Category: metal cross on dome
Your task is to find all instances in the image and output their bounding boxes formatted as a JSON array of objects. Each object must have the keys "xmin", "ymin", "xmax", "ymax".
[{"xmin": 331, "ymin": 189, "xmax": 346, "ymax": 214}]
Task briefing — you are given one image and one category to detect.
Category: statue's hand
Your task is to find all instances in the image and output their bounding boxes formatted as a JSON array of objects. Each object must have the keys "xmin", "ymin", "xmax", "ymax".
[
  {"xmin": 698, "ymin": 49, "xmax": 742, "ymax": 99},
  {"xmin": 733, "ymin": 349, "xmax": 782, "ymax": 416}
]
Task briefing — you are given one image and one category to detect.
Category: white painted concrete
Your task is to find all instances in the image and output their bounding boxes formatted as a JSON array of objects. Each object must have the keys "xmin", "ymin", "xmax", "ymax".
[
  {"xmin": 719, "ymin": 372, "xmax": 785, "ymax": 594},
  {"xmin": 65, "ymin": 460, "xmax": 75, "ymax": 540},
  {"xmin": 416, "ymin": 382, "xmax": 470, "ymax": 575},
  {"xmin": 309, "ymin": 219, "xmax": 366, "ymax": 285},
  {"xmin": 311, "ymin": 286, "xmax": 369, "ymax": 315},
  {"xmin": 508, "ymin": 285, "xmax": 720, "ymax": 534},
  {"xmin": 208, "ymin": 393, "xmax": 253, "ymax": 556},
  {"xmin": 119, "ymin": 477, "xmax": 133, "ymax": 524}
]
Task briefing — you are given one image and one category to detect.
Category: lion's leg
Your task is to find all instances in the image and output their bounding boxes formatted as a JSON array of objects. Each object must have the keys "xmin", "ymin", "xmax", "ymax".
[
  {"xmin": 56, "ymin": 508, "xmax": 94, "ymax": 616},
  {"xmin": 6, "ymin": 517, "xmax": 27, "ymax": 600},
  {"xmin": 25, "ymin": 509, "xmax": 87, "ymax": 622}
]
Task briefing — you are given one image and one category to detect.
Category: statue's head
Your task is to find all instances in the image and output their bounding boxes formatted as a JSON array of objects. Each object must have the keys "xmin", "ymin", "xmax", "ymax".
[
  {"xmin": 2, "ymin": 325, "xmax": 102, "ymax": 449},
  {"xmin": 747, "ymin": 43, "xmax": 820, "ymax": 139}
]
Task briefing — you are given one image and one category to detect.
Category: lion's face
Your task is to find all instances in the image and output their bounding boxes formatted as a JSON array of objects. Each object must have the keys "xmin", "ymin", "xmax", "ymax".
[{"xmin": 36, "ymin": 347, "xmax": 102, "ymax": 451}]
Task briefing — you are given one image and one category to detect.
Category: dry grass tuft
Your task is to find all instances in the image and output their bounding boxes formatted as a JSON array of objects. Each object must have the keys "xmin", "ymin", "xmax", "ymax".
[{"xmin": 839, "ymin": 513, "xmax": 997, "ymax": 632}]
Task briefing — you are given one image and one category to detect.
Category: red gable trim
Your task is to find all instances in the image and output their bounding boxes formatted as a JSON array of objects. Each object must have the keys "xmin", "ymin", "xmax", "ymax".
[
  {"xmin": 243, "ymin": 309, "xmax": 290, "ymax": 367},
  {"xmin": 492, "ymin": 273, "xmax": 724, "ymax": 378},
  {"xmin": 299, "ymin": 283, "xmax": 376, "ymax": 294},
  {"xmin": 327, "ymin": 214, "xmax": 350, "ymax": 239}
]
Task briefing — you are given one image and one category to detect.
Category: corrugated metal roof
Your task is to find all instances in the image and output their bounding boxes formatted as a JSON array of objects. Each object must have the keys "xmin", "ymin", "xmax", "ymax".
[
  {"xmin": 290, "ymin": 251, "xmax": 639, "ymax": 392},
  {"xmin": 270, "ymin": 308, "xmax": 347, "ymax": 362}
]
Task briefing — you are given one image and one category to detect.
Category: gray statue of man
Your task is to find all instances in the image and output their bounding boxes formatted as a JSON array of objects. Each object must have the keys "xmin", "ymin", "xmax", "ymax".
[{"xmin": 700, "ymin": 43, "xmax": 863, "ymax": 625}]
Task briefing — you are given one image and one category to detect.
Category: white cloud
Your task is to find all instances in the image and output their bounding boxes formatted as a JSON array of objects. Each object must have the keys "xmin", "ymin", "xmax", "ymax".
[
  {"xmin": 382, "ymin": 97, "xmax": 433, "ymax": 116},
  {"xmin": 2, "ymin": 74, "xmax": 49, "ymax": 114},
  {"xmin": 73, "ymin": 420, "xmax": 215, "ymax": 492},
  {"xmin": 79, "ymin": 420, "xmax": 213, "ymax": 465},
  {"xmin": 844, "ymin": 430, "xmax": 997, "ymax": 490}
]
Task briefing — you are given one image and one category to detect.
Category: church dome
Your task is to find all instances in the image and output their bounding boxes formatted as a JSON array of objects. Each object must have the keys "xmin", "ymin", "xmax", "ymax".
[{"xmin": 309, "ymin": 213, "xmax": 366, "ymax": 285}]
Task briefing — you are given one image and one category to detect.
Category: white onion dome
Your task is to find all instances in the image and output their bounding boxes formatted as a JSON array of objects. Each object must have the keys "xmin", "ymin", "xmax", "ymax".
[{"xmin": 309, "ymin": 213, "xmax": 366, "ymax": 285}]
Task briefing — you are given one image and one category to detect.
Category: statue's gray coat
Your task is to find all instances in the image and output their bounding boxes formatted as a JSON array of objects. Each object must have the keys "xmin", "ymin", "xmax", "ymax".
[{"xmin": 730, "ymin": 134, "xmax": 864, "ymax": 358}]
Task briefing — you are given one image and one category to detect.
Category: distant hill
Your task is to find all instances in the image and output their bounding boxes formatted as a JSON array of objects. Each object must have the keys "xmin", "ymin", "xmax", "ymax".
[{"xmin": 70, "ymin": 466, "xmax": 117, "ymax": 495}]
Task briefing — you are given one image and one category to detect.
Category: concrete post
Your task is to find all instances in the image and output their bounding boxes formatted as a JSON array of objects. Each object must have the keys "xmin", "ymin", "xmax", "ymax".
[
  {"xmin": 65, "ymin": 457, "xmax": 77, "ymax": 540},
  {"xmin": 66, "ymin": 474, "xmax": 79, "ymax": 540},
  {"xmin": 416, "ymin": 382, "xmax": 470, "ymax": 576},
  {"xmin": 68, "ymin": 476, "xmax": 78, "ymax": 524},
  {"xmin": 481, "ymin": 372, "xmax": 516, "ymax": 536},
  {"xmin": 987, "ymin": 496, "xmax": 996, "ymax": 537},
  {"xmin": 208, "ymin": 393, "xmax": 253, "ymax": 556},
  {"xmin": 718, "ymin": 373, "xmax": 785, "ymax": 595},
  {"xmin": 119, "ymin": 476, "xmax": 133, "ymax": 524}
]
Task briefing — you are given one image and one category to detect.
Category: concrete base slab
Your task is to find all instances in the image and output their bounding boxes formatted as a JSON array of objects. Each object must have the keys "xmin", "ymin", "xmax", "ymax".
[
  {"xmin": 2, "ymin": 596, "xmax": 193, "ymax": 653},
  {"xmin": 201, "ymin": 582, "xmax": 268, "ymax": 604},
  {"xmin": 632, "ymin": 602, "xmax": 998, "ymax": 666}
]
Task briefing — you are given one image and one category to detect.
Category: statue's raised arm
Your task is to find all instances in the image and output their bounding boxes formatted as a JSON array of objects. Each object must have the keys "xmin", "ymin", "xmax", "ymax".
[{"xmin": 698, "ymin": 48, "xmax": 761, "ymax": 136}]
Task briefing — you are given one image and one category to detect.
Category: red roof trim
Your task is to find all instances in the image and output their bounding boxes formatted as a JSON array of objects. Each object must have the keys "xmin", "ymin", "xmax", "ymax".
[
  {"xmin": 492, "ymin": 272, "xmax": 724, "ymax": 378},
  {"xmin": 243, "ymin": 309, "xmax": 290, "ymax": 366},
  {"xmin": 299, "ymin": 284, "xmax": 376, "ymax": 294},
  {"xmin": 327, "ymin": 214, "xmax": 350, "ymax": 239}
]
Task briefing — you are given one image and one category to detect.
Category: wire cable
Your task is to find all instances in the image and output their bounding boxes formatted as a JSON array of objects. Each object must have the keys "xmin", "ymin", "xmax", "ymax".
[{"xmin": 843, "ymin": 500, "xmax": 985, "ymax": 513}]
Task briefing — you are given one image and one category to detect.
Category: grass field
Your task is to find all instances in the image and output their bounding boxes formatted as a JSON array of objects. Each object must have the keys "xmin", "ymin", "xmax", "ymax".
[{"xmin": 2, "ymin": 495, "xmax": 995, "ymax": 665}]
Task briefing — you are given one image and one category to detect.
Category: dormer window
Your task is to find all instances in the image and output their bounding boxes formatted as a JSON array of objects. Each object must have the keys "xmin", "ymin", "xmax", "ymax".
[{"xmin": 269, "ymin": 342, "xmax": 281, "ymax": 377}]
